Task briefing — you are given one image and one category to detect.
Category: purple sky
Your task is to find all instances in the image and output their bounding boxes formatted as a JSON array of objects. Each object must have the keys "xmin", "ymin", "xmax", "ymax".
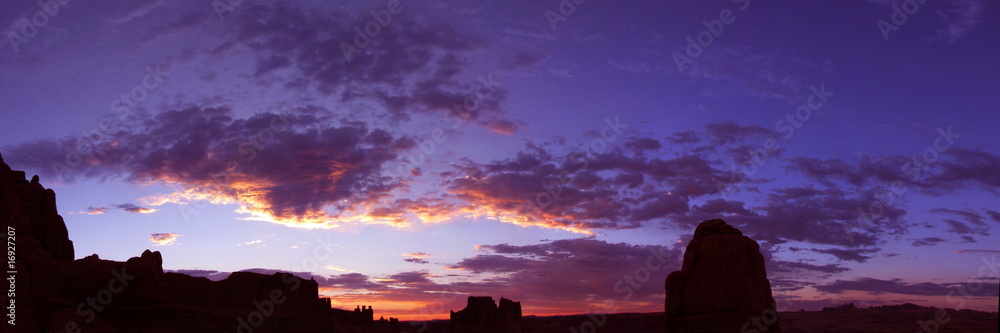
[{"xmin": 1, "ymin": 0, "xmax": 998, "ymax": 319}]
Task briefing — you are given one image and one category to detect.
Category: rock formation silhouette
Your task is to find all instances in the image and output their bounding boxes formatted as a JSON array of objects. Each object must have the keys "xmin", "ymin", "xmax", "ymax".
[
  {"xmin": 450, "ymin": 296, "xmax": 523, "ymax": 333},
  {"xmin": 0, "ymin": 154, "xmax": 399, "ymax": 332},
  {"xmin": 664, "ymin": 219, "xmax": 780, "ymax": 332}
]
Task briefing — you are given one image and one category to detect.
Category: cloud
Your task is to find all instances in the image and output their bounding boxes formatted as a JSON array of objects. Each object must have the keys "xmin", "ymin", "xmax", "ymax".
[
  {"xmin": 447, "ymin": 238, "xmax": 682, "ymax": 310},
  {"xmin": 150, "ymin": 233, "xmax": 180, "ymax": 246},
  {"xmin": 930, "ymin": 208, "xmax": 991, "ymax": 236},
  {"xmin": 388, "ymin": 271, "xmax": 433, "ymax": 284},
  {"xmin": 785, "ymin": 155, "xmax": 910, "ymax": 187},
  {"xmin": 929, "ymin": 0, "xmax": 987, "ymax": 44},
  {"xmin": 815, "ymin": 277, "xmax": 999, "ymax": 297},
  {"xmin": 771, "ymin": 260, "xmax": 848, "ymax": 274},
  {"xmin": 4, "ymin": 107, "xmax": 415, "ymax": 229},
  {"xmin": 788, "ymin": 247, "xmax": 880, "ymax": 263},
  {"xmin": 165, "ymin": 269, "xmax": 229, "ymax": 281},
  {"xmin": 109, "ymin": 0, "xmax": 167, "ymax": 25},
  {"xmin": 911, "ymin": 237, "xmax": 946, "ymax": 247},
  {"xmin": 954, "ymin": 249, "xmax": 1000, "ymax": 254},
  {"xmin": 716, "ymin": 186, "xmax": 907, "ymax": 248},
  {"xmin": 403, "ymin": 252, "xmax": 432, "ymax": 264},
  {"xmin": 922, "ymin": 147, "xmax": 1000, "ymax": 193},
  {"xmin": 237, "ymin": 240, "xmax": 263, "ymax": 247},
  {"xmin": 867, "ymin": 0, "xmax": 986, "ymax": 44},
  {"xmin": 116, "ymin": 203, "xmax": 158, "ymax": 214},
  {"xmin": 784, "ymin": 148, "xmax": 1000, "ymax": 195},
  {"xmin": 200, "ymin": 2, "xmax": 516, "ymax": 131},
  {"xmin": 84, "ymin": 206, "xmax": 109, "ymax": 215},
  {"xmin": 440, "ymin": 122, "xmax": 779, "ymax": 233},
  {"xmin": 985, "ymin": 210, "xmax": 1000, "ymax": 223}
]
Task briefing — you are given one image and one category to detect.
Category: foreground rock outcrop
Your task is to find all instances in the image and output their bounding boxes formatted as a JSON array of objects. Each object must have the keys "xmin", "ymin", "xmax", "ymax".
[
  {"xmin": 664, "ymin": 219, "xmax": 780, "ymax": 332},
  {"xmin": 450, "ymin": 296, "xmax": 523, "ymax": 333},
  {"xmin": 0, "ymin": 153, "xmax": 397, "ymax": 332}
]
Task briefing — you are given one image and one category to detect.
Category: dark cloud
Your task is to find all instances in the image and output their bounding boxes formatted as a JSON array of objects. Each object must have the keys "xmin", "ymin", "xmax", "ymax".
[
  {"xmin": 691, "ymin": 199, "xmax": 753, "ymax": 216},
  {"xmin": 622, "ymin": 137, "xmax": 662, "ymax": 152},
  {"xmin": 84, "ymin": 206, "xmax": 109, "ymax": 215},
  {"xmin": 787, "ymin": 247, "xmax": 879, "ymax": 263},
  {"xmin": 388, "ymin": 271, "xmax": 432, "ymax": 284},
  {"xmin": 814, "ymin": 277, "xmax": 999, "ymax": 297},
  {"xmin": 441, "ymin": 123, "xmax": 779, "ymax": 233},
  {"xmin": 402, "ymin": 252, "xmax": 432, "ymax": 264},
  {"xmin": 117, "ymin": 203, "xmax": 157, "ymax": 214},
  {"xmin": 985, "ymin": 210, "xmax": 1000, "ymax": 223},
  {"xmin": 954, "ymin": 249, "xmax": 1000, "ymax": 254},
  {"xmin": 930, "ymin": 208, "xmax": 991, "ymax": 236},
  {"xmin": 322, "ymin": 272, "xmax": 387, "ymax": 291},
  {"xmin": 719, "ymin": 186, "xmax": 907, "ymax": 248},
  {"xmin": 911, "ymin": 237, "xmax": 946, "ymax": 247},
  {"xmin": 704, "ymin": 121, "xmax": 779, "ymax": 145},
  {"xmin": 3, "ymin": 107, "xmax": 412, "ymax": 228},
  {"xmin": 448, "ymin": 238, "xmax": 682, "ymax": 309},
  {"xmin": 785, "ymin": 147, "xmax": 1000, "ymax": 195},
  {"xmin": 665, "ymin": 130, "xmax": 699, "ymax": 144},
  {"xmin": 771, "ymin": 261, "xmax": 848, "ymax": 274},
  {"xmin": 403, "ymin": 258, "xmax": 429, "ymax": 264},
  {"xmin": 206, "ymin": 2, "xmax": 515, "ymax": 131},
  {"xmin": 930, "ymin": 208, "xmax": 990, "ymax": 226},
  {"xmin": 165, "ymin": 269, "xmax": 228, "ymax": 281},
  {"xmin": 168, "ymin": 238, "xmax": 681, "ymax": 316},
  {"xmin": 785, "ymin": 155, "xmax": 910, "ymax": 187}
]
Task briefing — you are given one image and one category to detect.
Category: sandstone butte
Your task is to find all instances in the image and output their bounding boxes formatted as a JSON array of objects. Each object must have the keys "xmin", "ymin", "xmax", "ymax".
[{"xmin": 665, "ymin": 219, "xmax": 781, "ymax": 332}]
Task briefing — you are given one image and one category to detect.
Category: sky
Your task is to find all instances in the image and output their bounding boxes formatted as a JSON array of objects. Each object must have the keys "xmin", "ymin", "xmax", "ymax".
[{"xmin": 1, "ymin": 0, "xmax": 998, "ymax": 320}]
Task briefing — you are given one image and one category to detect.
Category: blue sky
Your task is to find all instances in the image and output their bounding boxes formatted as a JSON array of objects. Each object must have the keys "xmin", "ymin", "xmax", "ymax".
[{"xmin": 1, "ymin": 0, "xmax": 998, "ymax": 319}]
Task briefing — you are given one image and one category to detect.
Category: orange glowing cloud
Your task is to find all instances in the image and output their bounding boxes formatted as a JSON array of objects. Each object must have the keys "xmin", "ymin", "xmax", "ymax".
[
  {"xmin": 149, "ymin": 233, "xmax": 181, "ymax": 246},
  {"xmin": 116, "ymin": 203, "xmax": 158, "ymax": 214}
]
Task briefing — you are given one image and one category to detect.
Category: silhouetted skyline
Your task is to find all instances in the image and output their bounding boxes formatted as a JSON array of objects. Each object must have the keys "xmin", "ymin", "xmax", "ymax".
[{"xmin": 1, "ymin": 0, "xmax": 998, "ymax": 320}]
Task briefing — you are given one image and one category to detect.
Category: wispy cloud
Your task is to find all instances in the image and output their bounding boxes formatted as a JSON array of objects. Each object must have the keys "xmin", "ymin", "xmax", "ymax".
[
  {"xmin": 236, "ymin": 240, "xmax": 263, "ymax": 247},
  {"xmin": 150, "ymin": 233, "xmax": 180, "ymax": 246},
  {"xmin": 116, "ymin": 203, "xmax": 157, "ymax": 214},
  {"xmin": 84, "ymin": 206, "xmax": 109, "ymax": 215},
  {"xmin": 403, "ymin": 252, "xmax": 432, "ymax": 264}
]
